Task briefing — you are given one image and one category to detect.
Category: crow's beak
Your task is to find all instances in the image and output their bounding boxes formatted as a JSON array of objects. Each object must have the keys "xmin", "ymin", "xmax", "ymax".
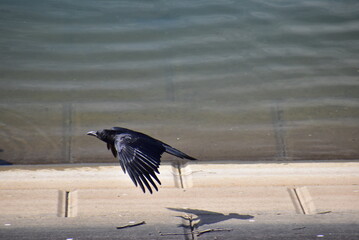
[{"xmin": 87, "ymin": 131, "xmax": 97, "ymax": 137}]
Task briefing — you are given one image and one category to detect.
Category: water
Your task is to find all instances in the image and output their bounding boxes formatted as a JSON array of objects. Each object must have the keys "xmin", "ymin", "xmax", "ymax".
[{"xmin": 0, "ymin": 0, "xmax": 358, "ymax": 164}]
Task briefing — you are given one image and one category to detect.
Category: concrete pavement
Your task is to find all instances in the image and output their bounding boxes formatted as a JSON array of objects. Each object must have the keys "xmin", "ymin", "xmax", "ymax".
[
  {"xmin": 0, "ymin": 161, "xmax": 359, "ymax": 239},
  {"xmin": 1, "ymin": 214, "xmax": 358, "ymax": 240}
]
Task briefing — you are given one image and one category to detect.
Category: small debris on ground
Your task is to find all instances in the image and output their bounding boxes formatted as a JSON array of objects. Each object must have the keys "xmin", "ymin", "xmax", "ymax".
[
  {"xmin": 197, "ymin": 228, "xmax": 233, "ymax": 236},
  {"xmin": 317, "ymin": 211, "xmax": 332, "ymax": 215},
  {"xmin": 116, "ymin": 221, "xmax": 146, "ymax": 229},
  {"xmin": 292, "ymin": 227, "xmax": 306, "ymax": 231}
]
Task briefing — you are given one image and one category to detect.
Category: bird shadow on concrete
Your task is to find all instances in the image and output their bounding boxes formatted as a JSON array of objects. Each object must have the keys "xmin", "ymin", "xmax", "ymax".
[{"xmin": 167, "ymin": 207, "xmax": 254, "ymax": 228}]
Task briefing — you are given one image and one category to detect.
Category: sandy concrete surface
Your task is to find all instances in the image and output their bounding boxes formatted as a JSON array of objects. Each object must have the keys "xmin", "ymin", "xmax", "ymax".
[{"xmin": 0, "ymin": 161, "xmax": 358, "ymax": 239}]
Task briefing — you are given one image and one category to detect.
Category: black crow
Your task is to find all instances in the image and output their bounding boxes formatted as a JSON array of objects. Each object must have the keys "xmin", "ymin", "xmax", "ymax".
[{"xmin": 87, "ymin": 127, "xmax": 196, "ymax": 193}]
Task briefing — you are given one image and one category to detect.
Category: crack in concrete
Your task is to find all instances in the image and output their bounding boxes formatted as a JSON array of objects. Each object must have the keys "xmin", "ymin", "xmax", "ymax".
[
  {"xmin": 177, "ymin": 161, "xmax": 185, "ymax": 189},
  {"xmin": 58, "ymin": 190, "xmax": 77, "ymax": 218},
  {"xmin": 188, "ymin": 215, "xmax": 197, "ymax": 240},
  {"xmin": 293, "ymin": 188, "xmax": 307, "ymax": 214},
  {"xmin": 288, "ymin": 188, "xmax": 306, "ymax": 214},
  {"xmin": 62, "ymin": 103, "xmax": 73, "ymax": 163},
  {"xmin": 288, "ymin": 187, "xmax": 317, "ymax": 215},
  {"xmin": 64, "ymin": 191, "xmax": 70, "ymax": 218},
  {"xmin": 173, "ymin": 161, "xmax": 193, "ymax": 190},
  {"xmin": 271, "ymin": 103, "xmax": 288, "ymax": 160}
]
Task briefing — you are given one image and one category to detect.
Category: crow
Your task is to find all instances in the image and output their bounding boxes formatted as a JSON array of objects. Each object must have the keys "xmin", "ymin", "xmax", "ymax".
[{"xmin": 87, "ymin": 127, "xmax": 196, "ymax": 193}]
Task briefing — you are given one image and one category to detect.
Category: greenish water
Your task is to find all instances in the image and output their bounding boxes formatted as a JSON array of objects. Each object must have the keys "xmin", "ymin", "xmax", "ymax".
[{"xmin": 0, "ymin": 0, "xmax": 358, "ymax": 164}]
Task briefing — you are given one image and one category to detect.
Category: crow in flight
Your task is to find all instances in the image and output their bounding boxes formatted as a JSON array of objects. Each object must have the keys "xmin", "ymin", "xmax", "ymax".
[{"xmin": 87, "ymin": 127, "xmax": 196, "ymax": 193}]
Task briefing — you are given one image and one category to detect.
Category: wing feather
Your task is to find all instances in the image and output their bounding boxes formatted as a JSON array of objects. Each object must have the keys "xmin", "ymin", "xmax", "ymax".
[
  {"xmin": 134, "ymin": 148, "xmax": 160, "ymax": 168},
  {"xmin": 114, "ymin": 133, "xmax": 164, "ymax": 193},
  {"xmin": 131, "ymin": 165, "xmax": 153, "ymax": 194},
  {"xmin": 134, "ymin": 149, "xmax": 160, "ymax": 173},
  {"xmin": 130, "ymin": 159, "xmax": 160, "ymax": 190},
  {"xmin": 126, "ymin": 167, "xmax": 138, "ymax": 187}
]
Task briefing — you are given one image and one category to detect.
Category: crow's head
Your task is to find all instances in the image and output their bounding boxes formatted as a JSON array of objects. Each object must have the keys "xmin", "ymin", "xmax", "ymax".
[{"xmin": 87, "ymin": 129, "xmax": 116, "ymax": 144}]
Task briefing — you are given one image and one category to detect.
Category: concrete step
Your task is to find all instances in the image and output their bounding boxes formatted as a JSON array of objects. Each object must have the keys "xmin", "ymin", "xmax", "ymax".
[{"xmin": 0, "ymin": 161, "xmax": 358, "ymax": 218}]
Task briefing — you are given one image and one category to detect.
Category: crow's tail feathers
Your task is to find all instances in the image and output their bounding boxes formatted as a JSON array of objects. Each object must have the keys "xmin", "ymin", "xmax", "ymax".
[{"xmin": 164, "ymin": 145, "xmax": 196, "ymax": 160}]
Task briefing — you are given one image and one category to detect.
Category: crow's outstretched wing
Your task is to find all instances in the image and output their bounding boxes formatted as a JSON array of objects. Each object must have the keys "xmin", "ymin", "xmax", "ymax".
[
  {"xmin": 111, "ymin": 126, "xmax": 196, "ymax": 160},
  {"xmin": 113, "ymin": 133, "xmax": 164, "ymax": 193}
]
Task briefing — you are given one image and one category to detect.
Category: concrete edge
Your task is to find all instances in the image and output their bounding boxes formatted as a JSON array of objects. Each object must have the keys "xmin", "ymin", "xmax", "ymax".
[
  {"xmin": 1, "ymin": 161, "xmax": 359, "ymax": 218},
  {"xmin": 1, "ymin": 161, "xmax": 358, "ymax": 190}
]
